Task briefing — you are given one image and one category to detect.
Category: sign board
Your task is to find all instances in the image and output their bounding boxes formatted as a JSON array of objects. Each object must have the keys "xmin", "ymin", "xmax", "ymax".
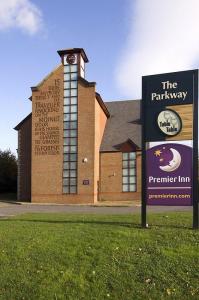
[
  {"xmin": 143, "ymin": 71, "xmax": 195, "ymax": 142},
  {"xmin": 142, "ymin": 70, "xmax": 198, "ymax": 228},
  {"xmin": 147, "ymin": 143, "xmax": 192, "ymax": 206}
]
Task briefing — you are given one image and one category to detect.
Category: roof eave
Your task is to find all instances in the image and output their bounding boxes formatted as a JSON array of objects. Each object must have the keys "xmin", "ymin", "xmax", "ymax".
[
  {"xmin": 95, "ymin": 92, "xmax": 110, "ymax": 118},
  {"xmin": 57, "ymin": 48, "xmax": 89, "ymax": 62},
  {"xmin": 14, "ymin": 113, "xmax": 32, "ymax": 131}
]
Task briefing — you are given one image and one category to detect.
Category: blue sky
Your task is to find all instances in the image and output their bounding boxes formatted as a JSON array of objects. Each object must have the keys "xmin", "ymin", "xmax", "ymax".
[
  {"xmin": 0, "ymin": 0, "xmax": 131, "ymax": 153},
  {"xmin": 1, "ymin": 0, "xmax": 199, "ymax": 154}
]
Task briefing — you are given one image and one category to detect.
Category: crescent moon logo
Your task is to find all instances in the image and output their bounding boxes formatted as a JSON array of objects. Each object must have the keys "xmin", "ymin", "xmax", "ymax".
[{"xmin": 159, "ymin": 148, "xmax": 181, "ymax": 172}]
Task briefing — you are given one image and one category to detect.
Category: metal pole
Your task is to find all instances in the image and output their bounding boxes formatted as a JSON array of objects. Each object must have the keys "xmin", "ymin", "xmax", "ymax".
[
  {"xmin": 141, "ymin": 77, "xmax": 147, "ymax": 228},
  {"xmin": 193, "ymin": 70, "xmax": 199, "ymax": 229}
]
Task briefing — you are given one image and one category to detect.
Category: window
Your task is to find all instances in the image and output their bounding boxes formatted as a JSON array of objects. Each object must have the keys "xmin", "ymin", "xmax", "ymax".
[
  {"xmin": 63, "ymin": 59, "xmax": 78, "ymax": 194},
  {"xmin": 122, "ymin": 152, "xmax": 136, "ymax": 192}
]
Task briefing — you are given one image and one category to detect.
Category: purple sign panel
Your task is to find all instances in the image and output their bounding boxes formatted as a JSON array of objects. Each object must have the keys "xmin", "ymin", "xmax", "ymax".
[{"xmin": 146, "ymin": 143, "xmax": 192, "ymax": 206}]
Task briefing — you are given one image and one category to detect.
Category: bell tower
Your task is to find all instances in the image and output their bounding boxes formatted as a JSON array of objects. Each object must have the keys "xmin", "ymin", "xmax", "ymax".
[
  {"xmin": 57, "ymin": 48, "xmax": 89, "ymax": 194},
  {"xmin": 58, "ymin": 48, "xmax": 88, "ymax": 79}
]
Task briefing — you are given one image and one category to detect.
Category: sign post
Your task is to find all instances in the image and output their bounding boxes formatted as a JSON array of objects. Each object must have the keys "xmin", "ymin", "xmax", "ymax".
[
  {"xmin": 142, "ymin": 70, "xmax": 198, "ymax": 229},
  {"xmin": 193, "ymin": 78, "xmax": 199, "ymax": 229},
  {"xmin": 141, "ymin": 79, "xmax": 147, "ymax": 227}
]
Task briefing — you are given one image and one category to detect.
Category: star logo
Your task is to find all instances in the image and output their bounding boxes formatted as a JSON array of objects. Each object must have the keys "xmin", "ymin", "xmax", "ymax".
[{"xmin": 154, "ymin": 149, "xmax": 162, "ymax": 157}]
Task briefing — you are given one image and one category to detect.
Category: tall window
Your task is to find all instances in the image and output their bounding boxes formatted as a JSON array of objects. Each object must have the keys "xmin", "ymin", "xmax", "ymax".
[
  {"xmin": 122, "ymin": 152, "xmax": 136, "ymax": 192},
  {"xmin": 63, "ymin": 57, "xmax": 78, "ymax": 194}
]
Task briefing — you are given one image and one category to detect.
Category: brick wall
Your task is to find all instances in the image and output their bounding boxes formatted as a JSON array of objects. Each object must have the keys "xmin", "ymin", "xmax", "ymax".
[
  {"xmin": 77, "ymin": 84, "xmax": 108, "ymax": 203},
  {"xmin": 94, "ymin": 98, "xmax": 107, "ymax": 202},
  {"xmin": 31, "ymin": 66, "xmax": 108, "ymax": 204},
  {"xmin": 99, "ymin": 151, "xmax": 141, "ymax": 202},
  {"xmin": 17, "ymin": 116, "xmax": 32, "ymax": 201},
  {"xmin": 31, "ymin": 65, "xmax": 64, "ymax": 203},
  {"xmin": 23, "ymin": 60, "xmax": 141, "ymax": 204}
]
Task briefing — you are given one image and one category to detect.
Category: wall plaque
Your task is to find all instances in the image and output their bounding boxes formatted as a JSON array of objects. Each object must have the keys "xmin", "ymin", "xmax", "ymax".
[{"xmin": 83, "ymin": 180, "xmax": 89, "ymax": 185}]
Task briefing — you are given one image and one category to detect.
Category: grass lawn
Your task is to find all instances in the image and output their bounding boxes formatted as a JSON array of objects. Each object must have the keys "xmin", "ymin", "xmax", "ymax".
[{"xmin": 0, "ymin": 212, "xmax": 198, "ymax": 300}]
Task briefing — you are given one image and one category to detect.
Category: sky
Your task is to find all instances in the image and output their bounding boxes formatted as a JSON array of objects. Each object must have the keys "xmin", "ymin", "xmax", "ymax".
[{"xmin": 1, "ymin": 0, "xmax": 199, "ymax": 154}]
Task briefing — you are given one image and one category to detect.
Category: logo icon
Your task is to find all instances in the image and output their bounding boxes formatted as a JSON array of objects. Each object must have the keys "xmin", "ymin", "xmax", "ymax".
[
  {"xmin": 157, "ymin": 109, "xmax": 182, "ymax": 136},
  {"xmin": 154, "ymin": 146, "xmax": 181, "ymax": 172}
]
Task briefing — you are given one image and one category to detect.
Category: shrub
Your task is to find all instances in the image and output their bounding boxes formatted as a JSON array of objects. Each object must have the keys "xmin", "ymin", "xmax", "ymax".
[{"xmin": 0, "ymin": 149, "xmax": 17, "ymax": 193}]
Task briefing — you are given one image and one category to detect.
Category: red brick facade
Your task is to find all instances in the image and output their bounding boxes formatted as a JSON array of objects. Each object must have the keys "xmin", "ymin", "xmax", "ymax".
[{"xmin": 15, "ymin": 48, "xmax": 141, "ymax": 204}]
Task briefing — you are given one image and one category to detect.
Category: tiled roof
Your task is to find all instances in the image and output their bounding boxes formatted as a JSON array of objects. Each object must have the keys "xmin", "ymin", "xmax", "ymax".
[{"xmin": 100, "ymin": 100, "xmax": 141, "ymax": 152}]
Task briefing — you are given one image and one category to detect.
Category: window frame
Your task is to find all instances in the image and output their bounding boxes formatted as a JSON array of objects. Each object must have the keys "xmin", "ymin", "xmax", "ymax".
[
  {"xmin": 63, "ymin": 62, "xmax": 78, "ymax": 194},
  {"xmin": 122, "ymin": 152, "xmax": 137, "ymax": 192}
]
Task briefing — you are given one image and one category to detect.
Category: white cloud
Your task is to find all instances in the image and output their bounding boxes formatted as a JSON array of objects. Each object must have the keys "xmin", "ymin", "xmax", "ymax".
[
  {"xmin": 0, "ymin": 0, "xmax": 43, "ymax": 35},
  {"xmin": 116, "ymin": 0, "xmax": 199, "ymax": 99}
]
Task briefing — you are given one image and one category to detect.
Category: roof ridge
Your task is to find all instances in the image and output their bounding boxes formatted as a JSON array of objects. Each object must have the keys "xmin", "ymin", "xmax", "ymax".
[{"xmin": 105, "ymin": 99, "xmax": 141, "ymax": 104}]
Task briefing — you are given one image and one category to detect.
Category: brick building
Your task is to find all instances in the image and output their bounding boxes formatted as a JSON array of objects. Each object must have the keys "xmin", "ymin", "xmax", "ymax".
[{"xmin": 14, "ymin": 48, "xmax": 141, "ymax": 204}]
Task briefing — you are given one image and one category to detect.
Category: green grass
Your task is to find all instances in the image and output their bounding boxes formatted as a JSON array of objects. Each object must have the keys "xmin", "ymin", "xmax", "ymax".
[{"xmin": 0, "ymin": 212, "xmax": 198, "ymax": 300}]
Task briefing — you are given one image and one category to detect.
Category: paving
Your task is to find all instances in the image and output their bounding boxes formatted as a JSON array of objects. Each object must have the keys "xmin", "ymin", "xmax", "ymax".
[{"xmin": 0, "ymin": 201, "xmax": 192, "ymax": 218}]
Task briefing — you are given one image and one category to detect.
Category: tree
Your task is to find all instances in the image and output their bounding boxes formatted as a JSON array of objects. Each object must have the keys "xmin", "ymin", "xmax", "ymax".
[{"xmin": 0, "ymin": 149, "xmax": 17, "ymax": 193}]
